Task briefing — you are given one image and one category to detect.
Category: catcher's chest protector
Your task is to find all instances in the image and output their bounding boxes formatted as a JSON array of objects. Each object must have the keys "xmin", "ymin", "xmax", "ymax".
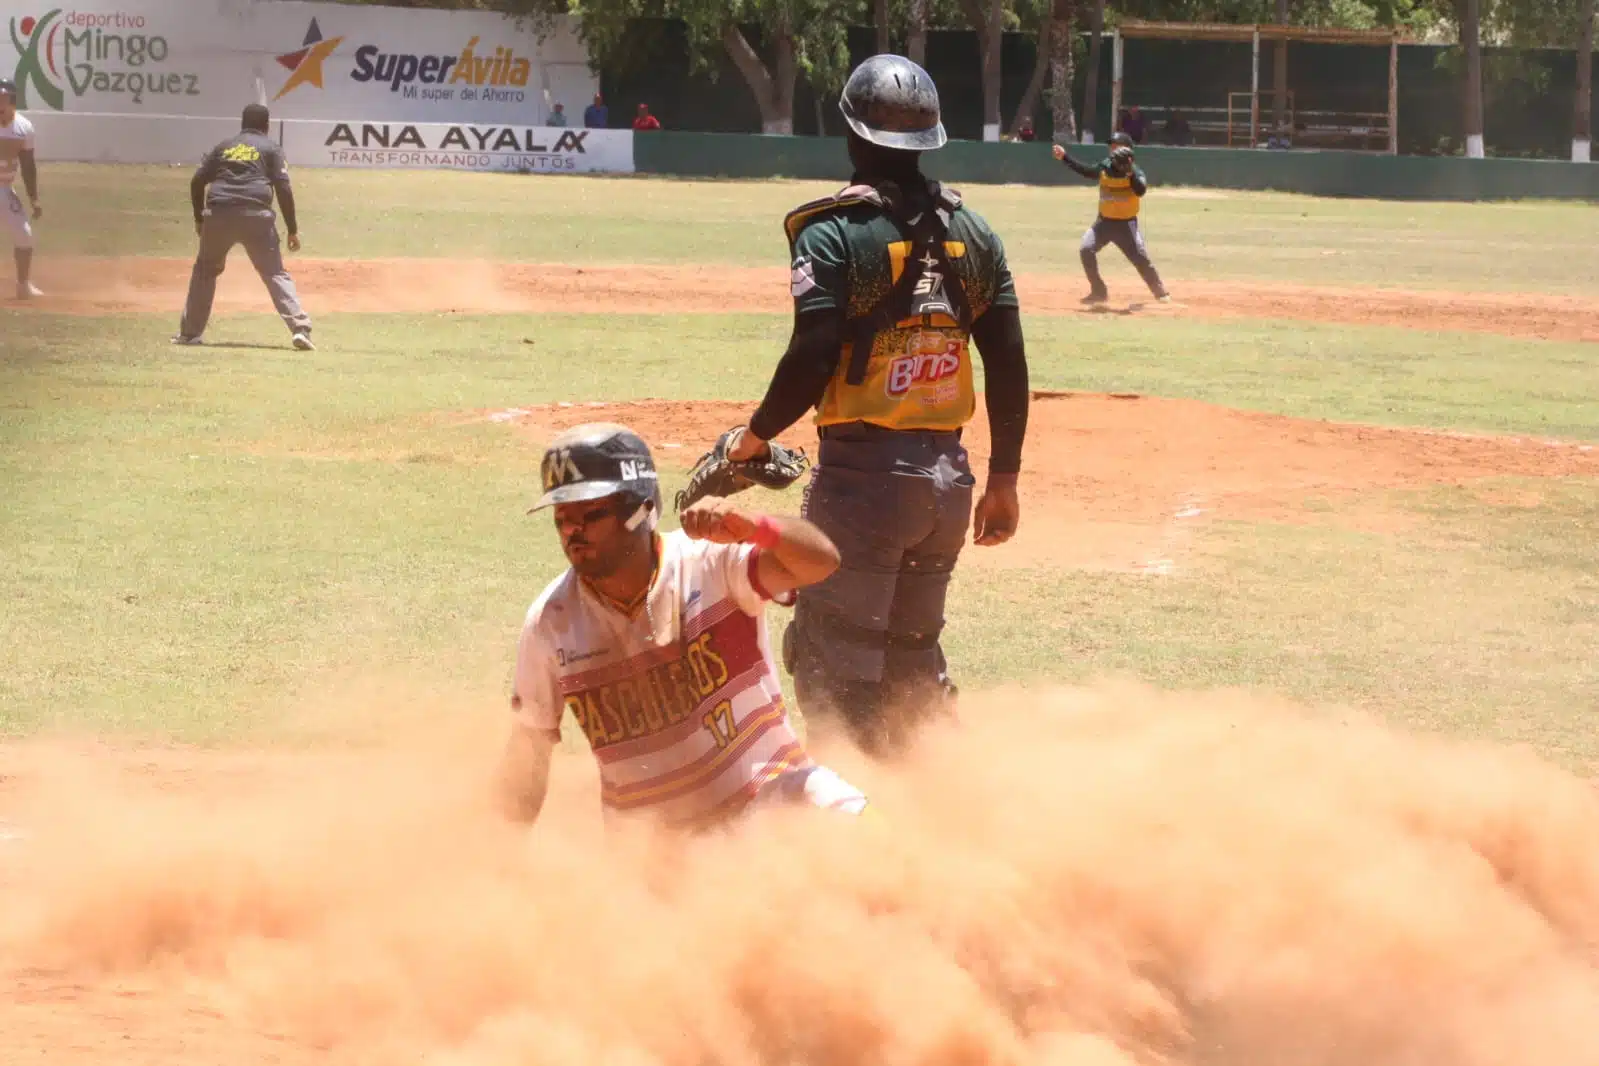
[{"xmin": 784, "ymin": 181, "xmax": 975, "ymax": 389}]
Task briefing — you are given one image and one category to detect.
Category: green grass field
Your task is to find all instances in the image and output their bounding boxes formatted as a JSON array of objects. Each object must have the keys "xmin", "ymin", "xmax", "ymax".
[{"xmin": 3, "ymin": 166, "xmax": 1597, "ymax": 774}]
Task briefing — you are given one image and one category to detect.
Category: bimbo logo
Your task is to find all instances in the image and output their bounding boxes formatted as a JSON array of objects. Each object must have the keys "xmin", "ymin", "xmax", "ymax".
[{"xmin": 7, "ymin": 8, "xmax": 196, "ymax": 110}]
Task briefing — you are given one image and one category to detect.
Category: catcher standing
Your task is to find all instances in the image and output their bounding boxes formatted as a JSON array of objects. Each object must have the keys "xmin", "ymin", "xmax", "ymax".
[
  {"xmin": 499, "ymin": 422, "xmax": 871, "ymax": 833},
  {"xmin": 706, "ymin": 54, "xmax": 1030, "ymax": 758},
  {"xmin": 1053, "ymin": 132, "xmax": 1171, "ymax": 305}
]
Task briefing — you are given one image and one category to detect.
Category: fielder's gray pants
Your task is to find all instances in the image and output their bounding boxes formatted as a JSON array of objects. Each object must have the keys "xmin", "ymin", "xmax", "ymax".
[
  {"xmin": 1081, "ymin": 216, "xmax": 1167, "ymax": 298},
  {"xmin": 785, "ymin": 423, "xmax": 974, "ymax": 755},
  {"xmin": 180, "ymin": 211, "xmax": 311, "ymax": 339}
]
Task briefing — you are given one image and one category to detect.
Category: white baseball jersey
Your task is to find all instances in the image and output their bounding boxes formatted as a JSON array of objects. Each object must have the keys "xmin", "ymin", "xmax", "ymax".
[
  {"xmin": 1, "ymin": 114, "xmax": 35, "ymax": 249},
  {"xmin": 512, "ymin": 530, "xmax": 817, "ymax": 828},
  {"xmin": 0, "ymin": 114, "xmax": 35, "ymax": 189}
]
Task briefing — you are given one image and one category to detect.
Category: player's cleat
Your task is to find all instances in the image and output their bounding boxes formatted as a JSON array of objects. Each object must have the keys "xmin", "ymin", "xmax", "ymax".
[
  {"xmin": 1081, "ymin": 291, "xmax": 1109, "ymax": 305},
  {"xmin": 170, "ymin": 334, "xmax": 204, "ymax": 345},
  {"xmin": 291, "ymin": 332, "xmax": 315, "ymax": 351},
  {"xmin": 1156, "ymin": 294, "xmax": 1173, "ymax": 303},
  {"xmin": 15, "ymin": 281, "xmax": 42, "ymax": 299}
]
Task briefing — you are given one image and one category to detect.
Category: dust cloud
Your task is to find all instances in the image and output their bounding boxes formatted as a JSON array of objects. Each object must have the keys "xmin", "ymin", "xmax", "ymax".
[{"xmin": 3, "ymin": 681, "xmax": 1599, "ymax": 1066}]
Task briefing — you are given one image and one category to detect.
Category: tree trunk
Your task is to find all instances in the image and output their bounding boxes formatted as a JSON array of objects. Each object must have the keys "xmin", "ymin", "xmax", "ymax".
[
  {"xmin": 1081, "ymin": 0, "xmax": 1104, "ymax": 142},
  {"xmin": 875, "ymin": 0, "xmax": 892, "ymax": 55},
  {"xmin": 908, "ymin": 0, "xmax": 928, "ymax": 66},
  {"xmin": 1010, "ymin": 17, "xmax": 1053, "ymax": 137},
  {"xmin": 1460, "ymin": 0, "xmax": 1485, "ymax": 157},
  {"xmin": 1577, "ymin": 0, "xmax": 1595, "ymax": 161},
  {"xmin": 721, "ymin": 22, "xmax": 795, "ymax": 135},
  {"xmin": 1273, "ymin": 0, "xmax": 1289, "ymax": 133},
  {"xmin": 1048, "ymin": 0, "xmax": 1078, "ymax": 143},
  {"xmin": 961, "ymin": 0, "xmax": 1004, "ymax": 140}
]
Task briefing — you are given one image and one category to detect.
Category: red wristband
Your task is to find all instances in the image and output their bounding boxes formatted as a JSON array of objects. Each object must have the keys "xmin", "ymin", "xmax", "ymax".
[{"xmin": 749, "ymin": 516, "xmax": 779, "ymax": 549}]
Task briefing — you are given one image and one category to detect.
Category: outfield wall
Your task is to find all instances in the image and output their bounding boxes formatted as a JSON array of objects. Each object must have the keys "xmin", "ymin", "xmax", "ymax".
[
  {"xmin": 631, "ymin": 132, "xmax": 1599, "ymax": 203},
  {"xmin": 27, "ymin": 112, "xmax": 1599, "ymax": 201}
]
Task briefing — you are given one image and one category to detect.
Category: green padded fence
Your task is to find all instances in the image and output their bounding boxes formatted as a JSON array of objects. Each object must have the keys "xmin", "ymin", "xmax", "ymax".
[{"xmin": 631, "ymin": 131, "xmax": 1599, "ymax": 202}]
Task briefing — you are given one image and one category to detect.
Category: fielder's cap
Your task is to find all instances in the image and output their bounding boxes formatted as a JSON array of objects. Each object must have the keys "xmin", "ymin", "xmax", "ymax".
[
  {"xmin": 529, "ymin": 422, "xmax": 661, "ymax": 514},
  {"xmin": 0, "ymin": 78, "xmax": 16, "ymax": 100},
  {"xmin": 838, "ymin": 54, "xmax": 947, "ymax": 152}
]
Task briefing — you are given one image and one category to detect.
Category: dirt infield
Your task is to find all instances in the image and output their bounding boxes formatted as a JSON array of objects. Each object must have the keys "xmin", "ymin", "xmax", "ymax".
[
  {"xmin": 20, "ymin": 256, "xmax": 1599, "ymax": 343},
  {"xmin": 6, "ymin": 684, "xmax": 1599, "ymax": 1066},
  {"xmin": 481, "ymin": 392, "xmax": 1599, "ymax": 571}
]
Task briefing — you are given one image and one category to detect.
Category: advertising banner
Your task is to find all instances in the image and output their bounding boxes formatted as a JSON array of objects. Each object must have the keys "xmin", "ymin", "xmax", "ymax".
[
  {"xmin": 25, "ymin": 112, "xmax": 635, "ymax": 174},
  {"xmin": 1, "ymin": 0, "xmax": 598, "ymax": 126},
  {"xmin": 280, "ymin": 120, "xmax": 633, "ymax": 174}
]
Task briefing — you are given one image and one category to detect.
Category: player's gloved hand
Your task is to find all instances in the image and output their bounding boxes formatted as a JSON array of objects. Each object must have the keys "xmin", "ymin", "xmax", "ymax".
[
  {"xmin": 287, "ymin": 233, "xmax": 301, "ymax": 253},
  {"xmin": 680, "ymin": 497, "xmax": 761, "ymax": 545},
  {"xmin": 973, "ymin": 477, "xmax": 1019, "ymax": 546}
]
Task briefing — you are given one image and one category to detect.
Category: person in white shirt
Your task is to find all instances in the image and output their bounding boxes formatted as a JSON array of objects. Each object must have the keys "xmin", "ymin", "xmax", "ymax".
[
  {"xmin": 0, "ymin": 78, "xmax": 43, "ymax": 299},
  {"xmin": 499, "ymin": 421, "xmax": 871, "ymax": 833}
]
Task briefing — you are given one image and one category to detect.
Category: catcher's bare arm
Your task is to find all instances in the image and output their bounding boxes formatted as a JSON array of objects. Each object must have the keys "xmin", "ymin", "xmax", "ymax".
[{"xmin": 747, "ymin": 310, "xmax": 844, "ymax": 443}]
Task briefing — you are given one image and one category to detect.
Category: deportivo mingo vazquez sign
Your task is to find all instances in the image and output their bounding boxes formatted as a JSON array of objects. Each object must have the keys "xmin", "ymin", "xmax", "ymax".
[{"xmin": 5, "ymin": 8, "xmax": 202, "ymax": 110}]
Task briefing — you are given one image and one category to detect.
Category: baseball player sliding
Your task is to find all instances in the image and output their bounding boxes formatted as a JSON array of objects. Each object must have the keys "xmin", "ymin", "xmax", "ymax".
[
  {"xmin": 0, "ymin": 78, "xmax": 43, "ymax": 300},
  {"xmin": 498, "ymin": 422, "xmax": 871, "ymax": 833},
  {"xmin": 1054, "ymin": 132, "xmax": 1172, "ymax": 305},
  {"xmin": 175, "ymin": 103, "xmax": 313, "ymax": 349}
]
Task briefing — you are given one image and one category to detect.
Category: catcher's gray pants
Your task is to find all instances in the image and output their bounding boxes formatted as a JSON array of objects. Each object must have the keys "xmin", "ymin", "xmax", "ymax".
[
  {"xmin": 784, "ymin": 423, "xmax": 974, "ymax": 756},
  {"xmin": 1081, "ymin": 216, "xmax": 1167, "ymax": 298},
  {"xmin": 180, "ymin": 210, "xmax": 311, "ymax": 340}
]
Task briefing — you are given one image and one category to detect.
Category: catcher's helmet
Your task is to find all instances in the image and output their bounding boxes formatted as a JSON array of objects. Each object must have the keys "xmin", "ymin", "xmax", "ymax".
[
  {"xmin": 1109, "ymin": 131, "xmax": 1134, "ymax": 149},
  {"xmin": 529, "ymin": 422, "xmax": 662, "ymax": 523},
  {"xmin": 837, "ymin": 54, "xmax": 946, "ymax": 152}
]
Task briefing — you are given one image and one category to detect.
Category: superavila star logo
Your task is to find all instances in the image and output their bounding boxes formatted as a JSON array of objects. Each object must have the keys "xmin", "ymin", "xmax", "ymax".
[{"xmin": 274, "ymin": 17, "xmax": 343, "ymax": 101}]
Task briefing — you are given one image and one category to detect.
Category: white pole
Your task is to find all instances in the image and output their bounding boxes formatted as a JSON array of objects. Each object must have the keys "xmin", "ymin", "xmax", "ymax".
[
  {"xmin": 1251, "ymin": 29, "xmax": 1261, "ymax": 146},
  {"xmin": 1111, "ymin": 29, "xmax": 1123, "ymax": 144}
]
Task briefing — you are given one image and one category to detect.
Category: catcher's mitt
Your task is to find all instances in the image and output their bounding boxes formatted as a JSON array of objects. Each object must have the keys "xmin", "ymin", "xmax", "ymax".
[{"xmin": 674, "ymin": 429, "xmax": 809, "ymax": 514}]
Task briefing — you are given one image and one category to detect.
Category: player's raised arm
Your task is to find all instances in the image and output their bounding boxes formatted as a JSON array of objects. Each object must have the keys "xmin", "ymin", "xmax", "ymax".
[
  {"xmin": 680, "ymin": 496, "xmax": 840, "ymax": 599},
  {"xmin": 1052, "ymin": 142, "xmax": 1101, "ymax": 180}
]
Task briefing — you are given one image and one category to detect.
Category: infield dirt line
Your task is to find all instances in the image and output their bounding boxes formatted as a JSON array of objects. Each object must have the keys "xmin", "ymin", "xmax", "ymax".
[{"xmin": 16, "ymin": 257, "xmax": 1599, "ymax": 345}]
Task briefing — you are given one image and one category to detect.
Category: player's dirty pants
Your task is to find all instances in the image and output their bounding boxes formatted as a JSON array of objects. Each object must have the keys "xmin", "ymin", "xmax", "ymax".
[
  {"xmin": 1081, "ymin": 216, "xmax": 1167, "ymax": 298},
  {"xmin": 783, "ymin": 423, "xmax": 973, "ymax": 757},
  {"xmin": 180, "ymin": 210, "xmax": 312, "ymax": 340}
]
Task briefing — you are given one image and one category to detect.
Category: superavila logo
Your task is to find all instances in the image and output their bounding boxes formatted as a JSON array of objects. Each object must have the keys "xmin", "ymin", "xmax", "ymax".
[
  {"xmin": 352, "ymin": 34, "xmax": 531, "ymax": 103},
  {"xmin": 7, "ymin": 8, "xmax": 198, "ymax": 111}
]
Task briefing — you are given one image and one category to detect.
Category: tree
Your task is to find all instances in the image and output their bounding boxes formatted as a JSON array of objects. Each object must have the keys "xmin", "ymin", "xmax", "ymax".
[
  {"xmin": 1081, "ymin": 0, "xmax": 1104, "ymax": 141},
  {"xmin": 527, "ymin": 0, "xmax": 858, "ymax": 135},
  {"xmin": 876, "ymin": 0, "xmax": 893, "ymax": 52},
  {"xmin": 959, "ymin": 0, "xmax": 1009, "ymax": 139},
  {"xmin": 1578, "ymin": 0, "xmax": 1596, "ymax": 161},
  {"xmin": 908, "ymin": 0, "xmax": 930, "ymax": 62},
  {"xmin": 1008, "ymin": 0, "xmax": 1051, "ymax": 136},
  {"xmin": 1046, "ymin": 0, "xmax": 1079, "ymax": 141},
  {"xmin": 1460, "ymin": 0, "xmax": 1486, "ymax": 156}
]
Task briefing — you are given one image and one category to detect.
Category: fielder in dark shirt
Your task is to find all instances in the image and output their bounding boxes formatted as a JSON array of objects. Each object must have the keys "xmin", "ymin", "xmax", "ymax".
[{"xmin": 175, "ymin": 103, "xmax": 314, "ymax": 349}]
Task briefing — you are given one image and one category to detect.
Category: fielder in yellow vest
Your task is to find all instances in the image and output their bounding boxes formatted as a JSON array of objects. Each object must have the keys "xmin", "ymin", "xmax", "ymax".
[{"xmin": 1053, "ymin": 132, "xmax": 1171, "ymax": 305}]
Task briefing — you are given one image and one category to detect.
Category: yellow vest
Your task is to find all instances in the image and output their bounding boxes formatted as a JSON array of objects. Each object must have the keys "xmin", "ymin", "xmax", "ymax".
[
  {"xmin": 815, "ymin": 239, "xmax": 976, "ymax": 433},
  {"xmin": 1099, "ymin": 170, "xmax": 1140, "ymax": 220}
]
